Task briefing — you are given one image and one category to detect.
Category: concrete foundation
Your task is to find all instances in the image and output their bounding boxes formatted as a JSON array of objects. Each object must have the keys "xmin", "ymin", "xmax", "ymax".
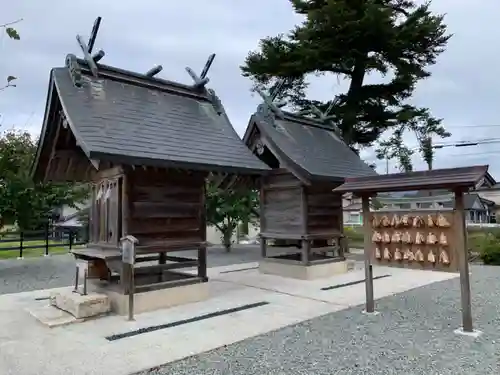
[
  {"xmin": 259, "ymin": 259, "xmax": 350, "ymax": 280},
  {"xmin": 91, "ymin": 281, "xmax": 210, "ymax": 315},
  {"xmin": 49, "ymin": 290, "xmax": 111, "ymax": 319}
]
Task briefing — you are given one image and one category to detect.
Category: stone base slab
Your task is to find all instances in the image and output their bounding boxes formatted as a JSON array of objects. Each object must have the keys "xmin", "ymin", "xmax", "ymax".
[
  {"xmin": 27, "ymin": 304, "xmax": 84, "ymax": 328},
  {"xmin": 259, "ymin": 259, "xmax": 350, "ymax": 280},
  {"xmin": 50, "ymin": 290, "xmax": 111, "ymax": 319},
  {"xmin": 91, "ymin": 281, "xmax": 210, "ymax": 315}
]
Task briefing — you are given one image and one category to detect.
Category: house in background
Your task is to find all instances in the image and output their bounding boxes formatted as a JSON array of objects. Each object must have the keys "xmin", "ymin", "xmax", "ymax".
[
  {"xmin": 377, "ymin": 192, "xmax": 497, "ymax": 224},
  {"xmin": 343, "ymin": 193, "xmax": 363, "ymax": 225},
  {"xmin": 342, "ymin": 170, "xmax": 498, "ymax": 225},
  {"xmin": 53, "ymin": 199, "xmax": 90, "ymax": 230},
  {"xmin": 474, "ymin": 182, "xmax": 500, "ymax": 219}
]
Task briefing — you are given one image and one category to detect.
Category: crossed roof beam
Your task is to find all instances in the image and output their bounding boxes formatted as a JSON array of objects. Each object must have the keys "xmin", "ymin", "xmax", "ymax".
[{"xmin": 74, "ymin": 16, "xmax": 216, "ymax": 89}]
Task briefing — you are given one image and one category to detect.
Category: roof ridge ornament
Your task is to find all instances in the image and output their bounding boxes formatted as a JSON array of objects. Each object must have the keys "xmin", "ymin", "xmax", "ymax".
[
  {"xmin": 207, "ymin": 88, "xmax": 225, "ymax": 115},
  {"xmin": 75, "ymin": 16, "xmax": 105, "ymax": 78},
  {"xmin": 145, "ymin": 65, "xmax": 163, "ymax": 78},
  {"xmin": 253, "ymin": 78, "xmax": 287, "ymax": 120},
  {"xmin": 298, "ymin": 97, "xmax": 342, "ymax": 136},
  {"xmin": 65, "ymin": 54, "xmax": 83, "ymax": 87},
  {"xmin": 185, "ymin": 53, "xmax": 216, "ymax": 89}
]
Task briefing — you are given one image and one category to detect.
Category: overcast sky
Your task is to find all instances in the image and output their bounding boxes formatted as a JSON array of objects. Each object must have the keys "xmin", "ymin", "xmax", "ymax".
[{"xmin": 2, "ymin": 0, "xmax": 500, "ymax": 177}]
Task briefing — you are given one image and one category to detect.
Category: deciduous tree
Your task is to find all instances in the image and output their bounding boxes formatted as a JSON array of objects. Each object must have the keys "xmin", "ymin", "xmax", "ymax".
[
  {"xmin": 0, "ymin": 129, "xmax": 88, "ymax": 231},
  {"xmin": 375, "ymin": 107, "xmax": 450, "ymax": 171},
  {"xmin": 205, "ymin": 183, "xmax": 259, "ymax": 252}
]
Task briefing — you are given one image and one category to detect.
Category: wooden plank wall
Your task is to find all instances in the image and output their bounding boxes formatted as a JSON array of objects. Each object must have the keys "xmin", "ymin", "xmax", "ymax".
[
  {"xmin": 306, "ymin": 184, "xmax": 342, "ymax": 235},
  {"xmin": 89, "ymin": 177, "xmax": 121, "ymax": 246},
  {"xmin": 126, "ymin": 168, "xmax": 206, "ymax": 247},
  {"xmin": 261, "ymin": 170, "xmax": 303, "ymax": 234}
]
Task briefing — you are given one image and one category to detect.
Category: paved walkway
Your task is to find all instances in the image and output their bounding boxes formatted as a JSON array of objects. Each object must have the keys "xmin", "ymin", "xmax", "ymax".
[{"xmin": 0, "ymin": 262, "xmax": 459, "ymax": 375}]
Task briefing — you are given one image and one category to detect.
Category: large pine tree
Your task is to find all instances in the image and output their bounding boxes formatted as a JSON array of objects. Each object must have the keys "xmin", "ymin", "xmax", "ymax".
[{"xmin": 241, "ymin": 0, "xmax": 451, "ymax": 148}]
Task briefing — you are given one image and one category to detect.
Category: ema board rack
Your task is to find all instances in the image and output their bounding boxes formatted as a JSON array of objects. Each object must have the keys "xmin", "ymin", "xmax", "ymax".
[{"xmin": 370, "ymin": 210, "xmax": 458, "ymax": 272}]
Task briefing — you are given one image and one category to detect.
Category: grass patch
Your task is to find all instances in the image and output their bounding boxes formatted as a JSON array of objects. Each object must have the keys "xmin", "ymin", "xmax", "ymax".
[{"xmin": 0, "ymin": 240, "xmax": 85, "ymax": 260}]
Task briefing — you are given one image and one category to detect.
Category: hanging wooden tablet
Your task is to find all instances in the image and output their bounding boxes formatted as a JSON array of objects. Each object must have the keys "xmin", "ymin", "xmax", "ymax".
[
  {"xmin": 426, "ymin": 232, "xmax": 438, "ymax": 245},
  {"xmin": 391, "ymin": 231, "xmax": 402, "ymax": 243},
  {"xmin": 439, "ymin": 248, "xmax": 450, "ymax": 265},
  {"xmin": 394, "ymin": 247, "xmax": 403, "ymax": 260},
  {"xmin": 380, "ymin": 215, "xmax": 391, "ymax": 227},
  {"xmin": 437, "ymin": 213, "xmax": 451, "ymax": 228},
  {"xmin": 412, "ymin": 215, "xmax": 424, "ymax": 228},
  {"xmin": 414, "ymin": 248, "xmax": 424, "ymax": 262},
  {"xmin": 391, "ymin": 214, "xmax": 400, "ymax": 228},
  {"xmin": 427, "ymin": 249, "xmax": 436, "ymax": 263},
  {"xmin": 427, "ymin": 215, "xmax": 435, "ymax": 228},
  {"xmin": 383, "ymin": 247, "xmax": 391, "ymax": 260},
  {"xmin": 372, "ymin": 231, "xmax": 382, "ymax": 243},
  {"xmin": 415, "ymin": 232, "xmax": 425, "ymax": 245},
  {"xmin": 439, "ymin": 232, "xmax": 448, "ymax": 246}
]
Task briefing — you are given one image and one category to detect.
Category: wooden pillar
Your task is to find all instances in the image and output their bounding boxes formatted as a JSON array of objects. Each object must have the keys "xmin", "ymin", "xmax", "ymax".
[
  {"xmin": 260, "ymin": 237, "xmax": 267, "ymax": 258},
  {"xmin": 362, "ymin": 195, "xmax": 374, "ymax": 313},
  {"xmin": 301, "ymin": 239, "xmax": 310, "ymax": 265},
  {"xmin": 300, "ymin": 185, "xmax": 309, "ymax": 265},
  {"xmin": 120, "ymin": 175, "xmax": 130, "ymax": 292},
  {"xmin": 198, "ymin": 180, "xmax": 208, "ymax": 280},
  {"xmin": 454, "ymin": 189, "xmax": 473, "ymax": 332},
  {"xmin": 259, "ymin": 184, "xmax": 267, "ymax": 258}
]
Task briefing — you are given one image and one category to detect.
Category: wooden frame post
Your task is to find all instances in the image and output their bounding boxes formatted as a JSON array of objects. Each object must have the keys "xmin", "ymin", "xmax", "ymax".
[
  {"xmin": 300, "ymin": 186, "xmax": 310, "ymax": 265},
  {"xmin": 259, "ymin": 184, "xmax": 267, "ymax": 258},
  {"xmin": 121, "ymin": 235, "xmax": 138, "ymax": 321},
  {"xmin": 454, "ymin": 189, "xmax": 474, "ymax": 332},
  {"xmin": 361, "ymin": 194, "xmax": 375, "ymax": 313}
]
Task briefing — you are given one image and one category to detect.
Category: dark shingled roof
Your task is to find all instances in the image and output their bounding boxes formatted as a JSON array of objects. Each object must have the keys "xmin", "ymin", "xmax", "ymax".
[
  {"xmin": 32, "ymin": 59, "xmax": 270, "ymax": 178},
  {"xmin": 244, "ymin": 106, "xmax": 377, "ymax": 183},
  {"xmin": 333, "ymin": 165, "xmax": 490, "ymax": 194}
]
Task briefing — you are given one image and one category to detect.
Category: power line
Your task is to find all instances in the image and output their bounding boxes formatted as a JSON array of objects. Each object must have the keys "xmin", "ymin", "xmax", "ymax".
[
  {"xmin": 445, "ymin": 150, "xmax": 500, "ymax": 158},
  {"xmin": 402, "ymin": 138, "xmax": 500, "ymax": 150},
  {"xmin": 447, "ymin": 124, "xmax": 500, "ymax": 129}
]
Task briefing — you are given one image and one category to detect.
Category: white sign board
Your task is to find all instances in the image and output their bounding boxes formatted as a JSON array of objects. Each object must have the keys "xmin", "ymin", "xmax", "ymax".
[
  {"xmin": 121, "ymin": 240, "xmax": 135, "ymax": 265},
  {"xmin": 76, "ymin": 260, "xmax": 88, "ymax": 272}
]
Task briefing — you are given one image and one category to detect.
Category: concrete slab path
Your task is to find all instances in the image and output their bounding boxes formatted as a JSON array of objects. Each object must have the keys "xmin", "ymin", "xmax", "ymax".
[{"xmin": 0, "ymin": 261, "xmax": 457, "ymax": 375}]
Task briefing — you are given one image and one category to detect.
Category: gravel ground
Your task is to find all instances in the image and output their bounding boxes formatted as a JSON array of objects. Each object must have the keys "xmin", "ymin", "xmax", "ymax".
[
  {"xmin": 1, "ymin": 245, "xmax": 315, "ymax": 295},
  {"xmin": 137, "ymin": 265, "xmax": 500, "ymax": 375},
  {"xmin": 0, "ymin": 245, "xmax": 364, "ymax": 295}
]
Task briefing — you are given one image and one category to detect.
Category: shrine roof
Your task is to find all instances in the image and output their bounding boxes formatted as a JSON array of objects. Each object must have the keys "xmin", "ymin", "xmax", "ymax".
[
  {"xmin": 244, "ymin": 106, "xmax": 377, "ymax": 183},
  {"xmin": 333, "ymin": 165, "xmax": 491, "ymax": 195},
  {"xmin": 32, "ymin": 58, "xmax": 270, "ymax": 179}
]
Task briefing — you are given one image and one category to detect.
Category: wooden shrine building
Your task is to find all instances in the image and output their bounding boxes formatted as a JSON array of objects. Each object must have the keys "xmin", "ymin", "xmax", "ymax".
[
  {"xmin": 241, "ymin": 87, "xmax": 376, "ymax": 273},
  {"xmin": 30, "ymin": 19, "xmax": 270, "ymax": 309}
]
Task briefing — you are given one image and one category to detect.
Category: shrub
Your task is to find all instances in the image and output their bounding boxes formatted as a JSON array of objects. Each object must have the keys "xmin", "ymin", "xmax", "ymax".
[
  {"xmin": 344, "ymin": 226, "xmax": 364, "ymax": 243},
  {"xmin": 477, "ymin": 232, "xmax": 500, "ymax": 265}
]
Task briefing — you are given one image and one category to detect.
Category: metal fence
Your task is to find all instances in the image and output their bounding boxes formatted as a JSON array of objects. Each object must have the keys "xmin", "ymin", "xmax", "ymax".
[{"xmin": 0, "ymin": 225, "xmax": 88, "ymax": 259}]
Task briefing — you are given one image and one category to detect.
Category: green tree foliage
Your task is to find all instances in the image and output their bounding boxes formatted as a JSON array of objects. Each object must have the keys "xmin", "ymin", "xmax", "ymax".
[
  {"xmin": 1, "ymin": 19, "xmax": 22, "ymax": 91},
  {"xmin": 241, "ymin": 0, "xmax": 450, "ymax": 147},
  {"xmin": 375, "ymin": 108, "xmax": 450, "ymax": 171},
  {"xmin": 0, "ymin": 129, "xmax": 88, "ymax": 231},
  {"xmin": 205, "ymin": 183, "xmax": 259, "ymax": 252}
]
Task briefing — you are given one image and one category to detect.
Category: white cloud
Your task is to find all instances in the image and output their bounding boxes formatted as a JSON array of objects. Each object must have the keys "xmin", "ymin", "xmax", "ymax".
[{"xmin": 2, "ymin": 0, "xmax": 500, "ymax": 179}]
